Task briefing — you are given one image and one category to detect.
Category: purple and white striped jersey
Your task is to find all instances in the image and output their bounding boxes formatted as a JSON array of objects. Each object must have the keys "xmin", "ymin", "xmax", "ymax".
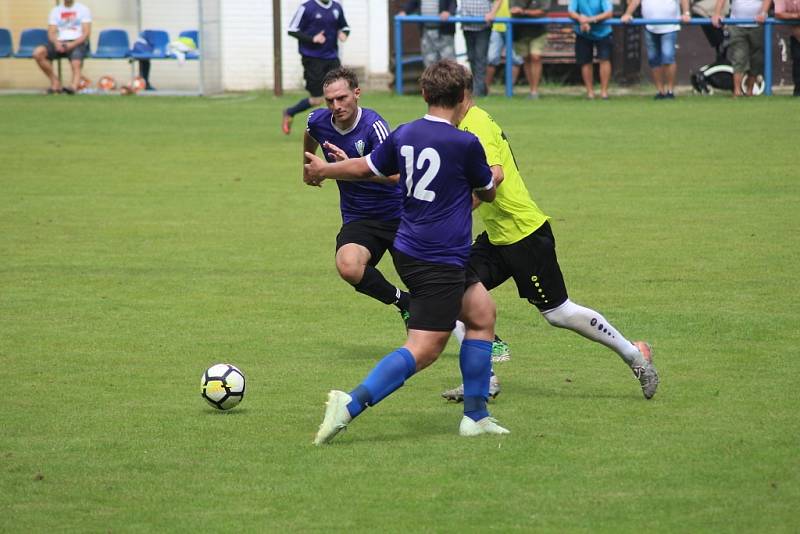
[
  {"xmin": 366, "ymin": 115, "xmax": 493, "ymax": 267},
  {"xmin": 288, "ymin": 0, "xmax": 349, "ymax": 60},
  {"xmin": 307, "ymin": 107, "xmax": 403, "ymax": 224}
]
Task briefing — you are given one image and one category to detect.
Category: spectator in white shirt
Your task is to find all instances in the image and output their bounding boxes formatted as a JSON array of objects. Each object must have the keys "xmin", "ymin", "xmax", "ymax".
[
  {"xmin": 33, "ymin": 0, "xmax": 92, "ymax": 94},
  {"xmin": 622, "ymin": 0, "xmax": 690, "ymax": 98}
]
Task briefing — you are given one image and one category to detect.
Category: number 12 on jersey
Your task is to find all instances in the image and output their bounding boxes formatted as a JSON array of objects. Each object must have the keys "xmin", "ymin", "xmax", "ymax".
[{"xmin": 400, "ymin": 145, "xmax": 440, "ymax": 203}]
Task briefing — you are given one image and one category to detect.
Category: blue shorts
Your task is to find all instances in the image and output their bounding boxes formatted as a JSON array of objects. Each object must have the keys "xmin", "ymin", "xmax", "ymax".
[
  {"xmin": 488, "ymin": 30, "xmax": 523, "ymax": 66},
  {"xmin": 644, "ymin": 30, "xmax": 678, "ymax": 67},
  {"xmin": 574, "ymin": 34, "xmax": 613, "ymax": 66}
]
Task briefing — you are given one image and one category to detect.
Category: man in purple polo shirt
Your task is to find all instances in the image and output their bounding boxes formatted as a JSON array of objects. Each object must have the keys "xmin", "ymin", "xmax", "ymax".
[{"xmin": 305, "ymin": 60, "xmax": 510, "ymax": 444}]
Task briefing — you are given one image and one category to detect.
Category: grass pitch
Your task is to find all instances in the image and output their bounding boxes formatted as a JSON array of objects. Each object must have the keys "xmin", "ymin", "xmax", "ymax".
[{"xmin": 1, "ymin": 90, "xmax": 798, "ymax": 532}]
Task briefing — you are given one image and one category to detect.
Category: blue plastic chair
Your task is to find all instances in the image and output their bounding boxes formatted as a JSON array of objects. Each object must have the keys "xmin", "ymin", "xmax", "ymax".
[
  {"xmin": 93, "ymin": 29, "xmax": 130, "ymax": 59},
  {"xmin": 178, "ymin": 30, "xmax": 199, "ymax": 60},
  {"xmin": 130, "ymin": 29, "xmax": 170, "ymax": 60},
  {"xmin": 0, "ymin": 28, "xmax": 13, "ymax": 58},
  {"xmin": 14, "ymin": 28, "xmax": 48, "ymax": 58}
]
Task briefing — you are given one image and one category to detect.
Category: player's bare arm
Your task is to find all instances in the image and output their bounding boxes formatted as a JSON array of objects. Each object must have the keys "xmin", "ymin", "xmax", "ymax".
[
  {"xmin": 304, "ymin": 151, "xmax": 399, "ymax": 186},
  {"xmin": 303, "ymin": 131, "xmax": 323, "ymax": 187}
]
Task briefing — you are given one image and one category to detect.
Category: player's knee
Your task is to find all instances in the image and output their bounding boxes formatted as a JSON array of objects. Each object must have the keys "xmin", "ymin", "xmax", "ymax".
[
  {"xmin": 33, "ymin": 46, "xmax": 47, "ymax": 60},
  {"xmin": 336, "ymin": 259, "xmax": 363, "ymax": 285},
  {"xmin": 538, "ymin": 299, "xmax": 571, "ymax": 328}
]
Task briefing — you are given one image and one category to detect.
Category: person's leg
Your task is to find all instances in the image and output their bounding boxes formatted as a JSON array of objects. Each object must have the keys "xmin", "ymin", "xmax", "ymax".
[
  {"xmin": 439, "ymin": 34, "xmax": 456, "ymax": 62},
  {"xmin": 507, "ymin": 223, "xmax": 658, "ymax": 398},
  {"xmin": 575, "ymin": 35, "xmax": 595, "ymax": 97},
  {"xmin": 747, "ymin": 26, "xmax": 764, "ymax": 96},
  {"xmin": 33, "ymin": 44, "xmax": 61, "ymax": 91},
  {"xmin": 422, "ymin": 29, "xmax": 438, "ymax": 67},
  {"xmin": 792, "ymin": 35, "xmax": 800, "ymax": 95},
  {"xmin": 598, "ymin": 60, "xmax": 611, "ymax": 98},
  {"xmin": 284, "ymin": 57, "xmax": 335, "ymax": 133},
  {"xmin": 486, "ymin": 30, "xmax": 503, "ymax": 90},
  {"xmin": 728, "ymin": 27, "xmax": 747, "ymax": 97},
  {"xmin": 662, "ymin": 31, "xmax": 678, "ymax": 95},
  {"xmin": 69, "ymin": 58, "xmax": 82, "ymax": 91},
  {"xmin": 645, "ymin": 31, "xmax": 664, "ymax": 96},
  {"xmin": 337, "ymin": 245, "xmax": 409, "ymax": 309},
  {"xmin": 596, "ymin": 36, "xmax": 613, "ymax": 98},
  {"xmin": 528, "ymin": 33, "xmax": 547, "ymax": 97},
  {"xmin": 468, "ymin": 28, "xmax": 491, "ymax": 96}
]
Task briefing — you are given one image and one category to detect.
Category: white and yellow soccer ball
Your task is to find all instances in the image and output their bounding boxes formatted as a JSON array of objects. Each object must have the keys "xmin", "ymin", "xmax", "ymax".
[{"xmin": 201, "ymin": 364, "xmax": 246, "ymax": 410}]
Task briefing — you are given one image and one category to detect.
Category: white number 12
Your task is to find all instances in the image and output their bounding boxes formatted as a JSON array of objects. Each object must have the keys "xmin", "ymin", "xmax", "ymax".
[{"xmin": 400, "ymin": 145, "xmax": 440, "ymax": 203}]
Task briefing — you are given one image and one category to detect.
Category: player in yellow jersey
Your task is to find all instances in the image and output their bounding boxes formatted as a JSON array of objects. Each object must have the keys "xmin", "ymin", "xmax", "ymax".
[{"xmin": 443, "ymin": 70, "xmax": 659, "ymax": 401}]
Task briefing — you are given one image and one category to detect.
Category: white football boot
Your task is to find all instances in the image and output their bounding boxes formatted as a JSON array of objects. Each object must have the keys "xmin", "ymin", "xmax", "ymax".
[{"xmin": 313, "ymin": 390, "xmax": 353, "ymax": 445}]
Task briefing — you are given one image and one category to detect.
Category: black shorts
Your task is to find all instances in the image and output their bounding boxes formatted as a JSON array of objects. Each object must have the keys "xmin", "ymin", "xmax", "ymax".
[
  {"xmin": 302, "ymin": 56, "xmax": 341, "ymax": 97},
  {"xmin": 393, "ymin": 250, "xmax": 466, "ymax": 332},
  {"xmin": 468, "ymin": 222, "xmax": 568, "ymax": 311},
  {"xmin": 574, "ymin": 34, "xmax": 613, "ymax": 66},
  {"xmin": 335, "ymin": 219, "xmax": 400, "ymax": 267},
  {"xmin": 46, "ymin": 41, "xmax": 90, "ymax": 61}
]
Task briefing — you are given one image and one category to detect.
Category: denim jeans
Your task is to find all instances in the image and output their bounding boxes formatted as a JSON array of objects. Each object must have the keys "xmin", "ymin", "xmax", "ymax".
[
  {"xmin": 488, "ymin": 30, "xmax": 523, "ymax": 66},
  {"xmin": 464, "ymin": 28, "xmax": 491, "ymax": 96}
]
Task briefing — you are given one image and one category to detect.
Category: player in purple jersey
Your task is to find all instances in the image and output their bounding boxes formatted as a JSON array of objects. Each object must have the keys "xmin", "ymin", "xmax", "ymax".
[
  {"xmin": 303, "ymin": 67, "xmax": 411, "ymax": 324},
  {"xmin": 305, "ymin": 60, "xmax": 510, "ymax": 444},
  {"xmin": 282, "ymin": 0, "xmax": 350, "ymax": 135}
]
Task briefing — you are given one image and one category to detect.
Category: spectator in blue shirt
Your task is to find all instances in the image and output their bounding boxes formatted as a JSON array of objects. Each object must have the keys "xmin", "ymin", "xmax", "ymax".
[
  {"xmin": 282, "ymin": 0, "xmax": 350, "ymax": 135},
  {"xmin": 568, "ymin": 0, "xmax": 613, "ymax": 99}
]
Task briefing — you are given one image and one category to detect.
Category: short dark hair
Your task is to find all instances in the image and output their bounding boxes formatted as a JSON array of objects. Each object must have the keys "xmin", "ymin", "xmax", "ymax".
[
  {"xmin": 420, "ymin": 60, "xmax": 466, "ymax": 108},
  {"xmin": 322, "ymin": 67, "xmax": 359, "ymax": 90}
]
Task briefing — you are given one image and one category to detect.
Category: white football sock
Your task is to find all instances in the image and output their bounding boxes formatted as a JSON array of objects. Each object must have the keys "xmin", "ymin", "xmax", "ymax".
[
  {"xmin": 541, "ymin": 299, "xmax": 645, "ymax": 367},
  {"xmin": 452, "ymin": 320, "xmax": 466, "ymax": 345}
]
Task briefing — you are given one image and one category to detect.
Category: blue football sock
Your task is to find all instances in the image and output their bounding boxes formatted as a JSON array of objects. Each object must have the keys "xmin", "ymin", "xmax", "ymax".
[
  {"xmin": 285, "ymin": 98, "xmax": 312, "ymax": 117},
  {"xmin": 460, "ymin": 338, "xmax": 492, "ymax": 421},
  {"xmin": 346, "ymin": 348, "xmax": 417, "ymax": 418}
]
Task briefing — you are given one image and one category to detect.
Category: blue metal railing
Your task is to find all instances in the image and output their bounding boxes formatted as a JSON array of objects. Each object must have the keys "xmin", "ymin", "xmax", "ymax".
[{"xmin": 393, "ymin": 15, "xmax": 798, "ymax": 97}]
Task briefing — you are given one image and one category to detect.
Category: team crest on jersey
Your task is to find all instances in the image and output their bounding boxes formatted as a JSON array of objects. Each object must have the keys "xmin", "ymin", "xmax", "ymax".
[
  {"xmin": 315, "ymin": 13, "xmax": 322, "ymax": 18},
  {"xmin": 355, "ymin": 139, "xmax": 365, "ymax": 156},
  {"xmin": 334, "ymin": 9, "xmax": 340, "ymax": 18}
]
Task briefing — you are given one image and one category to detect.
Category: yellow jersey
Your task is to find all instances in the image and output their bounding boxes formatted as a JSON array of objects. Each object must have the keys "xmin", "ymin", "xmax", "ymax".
[{"xmin": 459, "ymin": 105, "xmax": 549, "ymax": 245}]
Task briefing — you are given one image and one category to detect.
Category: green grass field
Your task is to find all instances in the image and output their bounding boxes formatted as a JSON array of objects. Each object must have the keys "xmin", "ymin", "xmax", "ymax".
[{"xmin": 1, "ymin": 91, "xmax": 798, "ymax": 532}]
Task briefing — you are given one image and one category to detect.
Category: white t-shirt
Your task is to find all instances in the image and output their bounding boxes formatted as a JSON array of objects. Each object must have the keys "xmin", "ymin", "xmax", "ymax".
[
  {"xmin": 48, "ymin": 3, "xmax": 92, "ymax": 41},
  {"xmin": 642, "ymin": 0, "xmax": 681, "ymax": 33},
  {"xmin": 730, "ymin": 0, "xmax": 761, "ymax": 27}
]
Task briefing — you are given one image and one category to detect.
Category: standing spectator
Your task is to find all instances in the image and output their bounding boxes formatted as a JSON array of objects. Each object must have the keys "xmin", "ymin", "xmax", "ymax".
[
  {"xmin": 486, "ymin": 0, "xmax": 526, "ymax": 92},
  {"xmin": 33, "ymin": 0, "xmax": 92, "ymax": 95},
  {"xmin": 461, "ymin": 0, "xmax": 503, "ymax": 96},
  {"xmin": 622, "ymin": 0, "xmax": 691, "ymax": 98},
  {"xmin": 568, "ymin": 0, "xmax": 614, "ymax": 99},
  {"xmin": 399, "ymin": 0, "xmax": 457, "ymax": 67},
  {"xmin": 510, "ymin": 0, "xmax": 552, "ymax": 99},
  {"xmin": 282, "ymin": 0, "xmax": 350, "ymax": 135},
  {"xmin": 758, "ymin": 0, "xmax": 800, "ymax": 96},
  {"xmin": 713, "ymin": 0, "xmax": 763, "ymax": 96}
]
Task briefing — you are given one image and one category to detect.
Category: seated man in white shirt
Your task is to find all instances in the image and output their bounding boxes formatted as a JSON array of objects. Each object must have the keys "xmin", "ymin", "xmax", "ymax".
[{"xmin": 32, "ymin": 0, "xmax": 92, "ymax": 94}]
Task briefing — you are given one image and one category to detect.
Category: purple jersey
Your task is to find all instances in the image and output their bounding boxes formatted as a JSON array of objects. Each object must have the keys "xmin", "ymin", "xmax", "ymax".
[
  {"xmin": 288, "ymin": 0, "xmax": 349, "ymax": 60},
  {"xmin": 307, "ymin": 107, "xmax": 403, "ymax": 224},
  {"xmin": 366, "ymin": 115, "xmax": 493, "ymax": 267}
]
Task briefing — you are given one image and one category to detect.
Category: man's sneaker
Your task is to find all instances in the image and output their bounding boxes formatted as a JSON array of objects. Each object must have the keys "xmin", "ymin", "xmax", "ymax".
[
  {"xmin": 441, "ymin": 375, "xmax": 501, "ymax": 402},
  {"xmin": 313, "ymin": 390, "xmax": 353, "ymax": 445},
  {"xmin": 491, "ymin": 337, "xmax": 511, "ymax": 363},
  {"xmin": 281, "ymin": 112, "xmax": 292, "ymax": 135},
  {"xmin": 459, "ymin": 415, "xmax": 510, "ymax": 436},
  {"xmin": 399, "ymin": 309, "xmax": 410, "ymax": 330},
  {"xmin": 631, "ymin": 341, "xmax": 659, "ymax": 400}
]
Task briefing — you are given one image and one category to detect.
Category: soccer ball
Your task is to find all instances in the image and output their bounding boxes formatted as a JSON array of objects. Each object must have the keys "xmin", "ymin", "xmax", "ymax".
[{"xmin": 201, "ymin": 363, "xmax": 246, "ymax": 410}]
